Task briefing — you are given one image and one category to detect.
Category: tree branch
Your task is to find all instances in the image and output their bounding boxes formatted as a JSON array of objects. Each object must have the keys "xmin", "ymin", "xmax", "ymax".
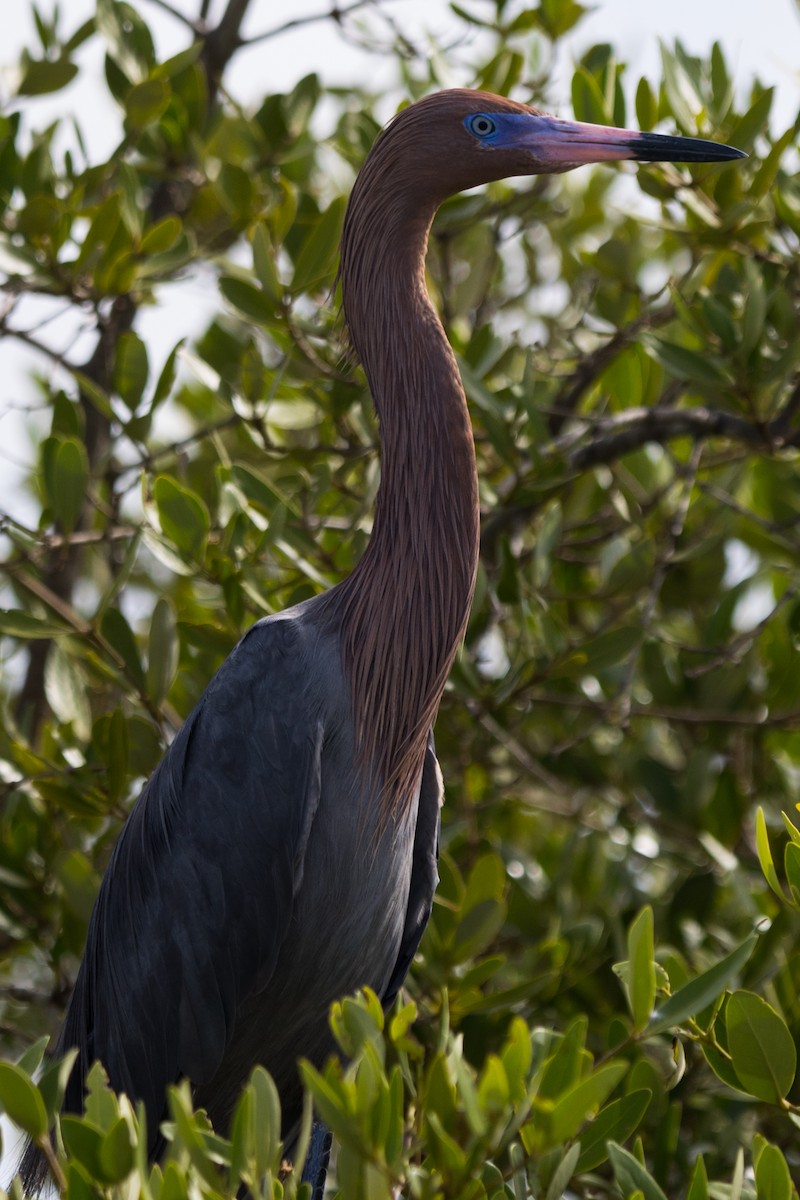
[
  {"xmin": 200, "ymin": 0, "xmax": 252, "ymax": 89},
  {"xmin": 142, "ymin": 0, "xmax": 202, "ymax": 33},
  {"xmin": 481, "ymin": 392, "xmax": 800, "ymax": 557},
  {"xmin": 547, "ymin": 305, "xmax": 675, "ymax": 436},
  {"xmin": 566, "ymin": 404, "xmax": 772, "ymax": 472},
  {"xmin": 242, "ymin": 0, "xmax": 378, "ymax": 47},
  {"xmin": 525, "ymin": 690, "xmax": 800, "ymax": 731}
]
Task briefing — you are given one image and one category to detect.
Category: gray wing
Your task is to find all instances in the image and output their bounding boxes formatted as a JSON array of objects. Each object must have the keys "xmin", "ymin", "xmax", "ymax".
[
  {"xmin": 381, "ymin": 733, "xmax": 442, "ymax": 1009},
  {"xmin": 56, "ymin": 615, "xmax": 324, "ymax": 1150}
]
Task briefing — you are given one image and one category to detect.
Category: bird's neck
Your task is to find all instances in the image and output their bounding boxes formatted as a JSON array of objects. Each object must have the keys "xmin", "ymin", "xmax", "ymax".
[{"xmin": 336, "ymin": 200, "xmax": 480, "ymax": 819}]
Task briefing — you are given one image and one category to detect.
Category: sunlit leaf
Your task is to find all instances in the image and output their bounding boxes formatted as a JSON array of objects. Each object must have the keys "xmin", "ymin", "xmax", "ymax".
[
  {"xmin": 649, "ymin": 934, "xmax": 757, "ymax": 1034},
  {"xmin": 576, "ymin": 1090, "xmax": 652, "ymax": 1173},
  {"xmin": 628, "ymin": 905, "xmax": 656, "ymax": 1031},
  {"xmin": 0, "ymin": 1063, "xmax": 47, "ymax": 1139}
]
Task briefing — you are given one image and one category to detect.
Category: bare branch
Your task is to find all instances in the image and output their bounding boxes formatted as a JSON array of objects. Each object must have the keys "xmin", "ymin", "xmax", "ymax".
[
  {"xmin": 200, "ymin": 0, "xmax": 252, "ymax": 85},
  {"xmin": 242, "ymin": 0, "xmax": 378, "ymax": 47},
  {"xmin": 141, "ymin": 0, "xmax": 202, "ymax": 33},
  {"xmin": 547, "ymin": 305, "xmax": 675, "ymax": 436},
  {"xmin": 566, "ymin": 405, "xmax": 768, "ymax": 472},
  {"xmin": 525, "ymin": 690, "xmax": 800, "ymax": 731}
]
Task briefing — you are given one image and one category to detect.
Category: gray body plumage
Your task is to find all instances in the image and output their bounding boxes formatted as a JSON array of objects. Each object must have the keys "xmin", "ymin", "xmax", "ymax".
[{"xmin": 54, "ymin": 594, "xmax": 440, "ymax": 1151}]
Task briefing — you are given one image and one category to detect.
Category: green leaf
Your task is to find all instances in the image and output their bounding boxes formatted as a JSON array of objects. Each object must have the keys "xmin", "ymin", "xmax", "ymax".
[
  {"xmin": 608, "ymin": 1142, "xmax": 668, "ymax": 1200},
  {"xmin": 61, "ymin": 1115, "xmax": 105, "ymax": 1178},
  {"xmin": 754, "ymin": 1143, "xmax": 793, "ymax": 1200},
  {"xmin": 648, "ymin": 933, "xmax": 757, "ymax": 1034},
  {"xmin": 100, "ymin": 607, "xmax": 146, "ymax": 691},
  {"xmin": 755, "ymin": 808, "xmax": 786, "ymax": 901},
  {"xmin": 781, "ymin": 811, "xmax": 800, "ymax": 846},
  {"xmin": 45, "ymin": 644, "xmax": 91, "ymax": 741},
  {"xmin": 297, "ymin": 1062, "xmax": 358, "ymax": 1148},
  {"xmin": 548, "ymin": 1060, "xmax": 628, "ymax": 1144},
  {"xmin": 16, "ymin": 1038, "xmax": 48, "ymax": 1078},
  {"xmin": 574, "ymin": 626, "xmax": 642, "ymax": 675},
  {"xmin": 106, "ymin": 708, "xmax": 129, "ymax": 804},
  {"xmin": 575, "ymin": 1090, "xmax": 652, "ymax": 1173},
  {"xmin": 219, "ymin": 275, "xmax": 276, "ymax": 323},
  {"xmin": 709, "ymin": 43, "xmax": 733, "ymax": 122},
  {"xmin": 252, "ymin": 223, "xmax": 282, "ymax": 305},
  {"xmin": 650, "ymin": 339, "xmax": 732, "ymax": 387},
  {"xmin": 147, "ymin": 597, "xmax": 178, "ymax": 705},
  {"xmin": 784, "ymin": 841, "xmax": 800, "ymax": 905},
  {"xmin": 477, "ymin": 1054, "xmax": 509, "ymax": 1115},
  {"xmin": 0, "ymin": 609, "xmax": 64, "ymax": 638},
  {"xmin": 533, "ymin": 501, "xmax": 562, "ymax": 587},
  {"xmin": 628, "ymin": 906, "xmax": 656, "ymax": 1031},
  {"xmin": 544, "ymin": 1143, "xmax": 580, "ymax": 1200},
  {"xmin": 741, "ymin": 260, "xmax": 767, "ymax": 356},
  {"xmin": 152, "ymin": 338, "xmax": 184, "ymax": 408},
  {"xmin": 153, "ymin": 475, "xmax": 209, "ymax": 559},
  {"xmin": 250, "ymin": 1066, "xmax": 281, "ymax": 1180},
  {"xmin": 729, "ymin": 88, "xmax": 774, "ymax": 153},
  {"xmin": 659, "ymin": 45, "xmax": 701, "ymax": 131},
  {"xmin": 539, "ymin": 1018, "xmax": 588, "ymax": 1100},
  {"xmin": 99, "ymin": 1116, "xmax": 135, "ymax": 1181},
  {"xmin": 291, "ymin": 196, "xmax": 346, "ymax": 294},
  {"xmin": 114, "ymin": 331, "xmax": 149, "ymax": 411},
  {"xmin": 501, "ymin": 1016, "xmax": 533, "ymax": 1102},
  {"xmin": 726, "ymin": 990, "xmax": 797, "ymax": 1102},
  {"xmin": 50, "ymin": 436, "xmax": 89, "ymax": 533},
  {"xmin": 139, "ymin": 215, "xmax": 182, "ymax": 256},
  {"xmin": 452, "ymin": 897, "xmax": 506, "ymax": 962},
  {"xmin": 18, "ymin": 58, "xmax": 79, "ymax": 95},
  {"xmin": 72, "ymin": 369, "xmax": 114, "ymax": 419},
  {"xmin": 217, "ymin": 163, "xmax": 253, "ymax": 219},
  {"xmin": 686, "ymin": 1155, "xmax": 709, "ymax": 1200},
  {"xmin": 97, "ymin": 0, "xmax": 155, "ymax": 79},
  {"xmin": 125, "ymin": 77, "xmax": 171, "ymax": 127},
  {"xmin": 38, "ymin": 1049, "xmax": 79, "ymax": 1119},
  {"xmin": 572, "ymin": 66, "xmax": 609, "ymax": 126},
  {"xmin": 0, "ymin": 1062, "xmax": 48, "ymax": 1139},
  {"xmin": 635, "ymin": 77, "xmax": 658, "ymax": 131},
  {"xmin": 537, "ymin": 0, "xmax": 586, "ymax": 38}
]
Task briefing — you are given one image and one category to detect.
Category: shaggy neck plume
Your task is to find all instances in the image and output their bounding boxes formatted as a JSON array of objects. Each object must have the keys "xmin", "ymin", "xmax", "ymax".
[{"xmin": 334, "ymin": 138, "xmax": 480, "ymax": 822}]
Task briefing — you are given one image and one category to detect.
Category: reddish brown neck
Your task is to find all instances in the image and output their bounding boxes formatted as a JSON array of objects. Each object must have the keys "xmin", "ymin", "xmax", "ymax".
[{"xmin": 336, "ymin": 189, "xmax": 480, "ymax": 819}]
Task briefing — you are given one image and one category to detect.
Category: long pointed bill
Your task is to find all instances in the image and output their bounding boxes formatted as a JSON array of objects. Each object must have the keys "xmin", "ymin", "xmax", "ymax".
[{"xmin": 518, "ymin": 115, "xmax": 746, "ymax": 166}]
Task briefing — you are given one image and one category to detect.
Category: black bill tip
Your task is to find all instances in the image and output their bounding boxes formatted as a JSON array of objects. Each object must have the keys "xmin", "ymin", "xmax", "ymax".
[{"xmin": 631, "ymin": 130, "xmax": 747, "ymax": 164}]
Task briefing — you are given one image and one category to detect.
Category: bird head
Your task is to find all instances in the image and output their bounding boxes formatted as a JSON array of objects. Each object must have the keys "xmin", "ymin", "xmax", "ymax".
[{"xmin": 374, "ymin": 89, "xmax": 745, "ymax": 203}]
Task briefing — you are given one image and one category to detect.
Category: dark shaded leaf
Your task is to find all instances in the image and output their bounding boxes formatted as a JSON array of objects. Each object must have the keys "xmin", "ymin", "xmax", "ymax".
[{"xmin": 726, "ymin": 990, "xmax": 796, "ymax": 1103}]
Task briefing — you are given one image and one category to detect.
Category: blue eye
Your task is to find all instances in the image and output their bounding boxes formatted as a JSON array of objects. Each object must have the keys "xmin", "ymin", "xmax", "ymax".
[{"xmin": 467, "ymin": 114, "xmax": 497, "ymax": 139}]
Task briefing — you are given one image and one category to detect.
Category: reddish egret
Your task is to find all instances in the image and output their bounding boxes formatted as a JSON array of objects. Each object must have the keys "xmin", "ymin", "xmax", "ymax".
[{"xmin": 21, "ymin": 89, "xmax": 743, "ymax": 1191}]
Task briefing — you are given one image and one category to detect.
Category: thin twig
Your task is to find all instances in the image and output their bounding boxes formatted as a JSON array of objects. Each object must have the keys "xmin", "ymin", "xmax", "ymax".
[
  {"xmin": 547, "ymin": 305, "xmax": 675, "ymax": 435},
  {"xmin": 142, "ymin": 0, "xmax": 202, "ymax": 33},
  {"xmin": 243, "ymin": 0, "xmax": 379, "ymax": 47}
]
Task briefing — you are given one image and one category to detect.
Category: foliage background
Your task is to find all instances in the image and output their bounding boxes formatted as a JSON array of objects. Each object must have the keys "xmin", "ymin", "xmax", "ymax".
[{"xmin": 1, "ymin": 0, "xmax": 800, "ymax": 1196}]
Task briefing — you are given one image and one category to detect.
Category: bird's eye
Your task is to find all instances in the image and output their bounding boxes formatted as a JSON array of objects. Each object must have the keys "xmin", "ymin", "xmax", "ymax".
[{"xmin": 467, "ymin": 114, "xmax": 497, "ymax": 139}]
